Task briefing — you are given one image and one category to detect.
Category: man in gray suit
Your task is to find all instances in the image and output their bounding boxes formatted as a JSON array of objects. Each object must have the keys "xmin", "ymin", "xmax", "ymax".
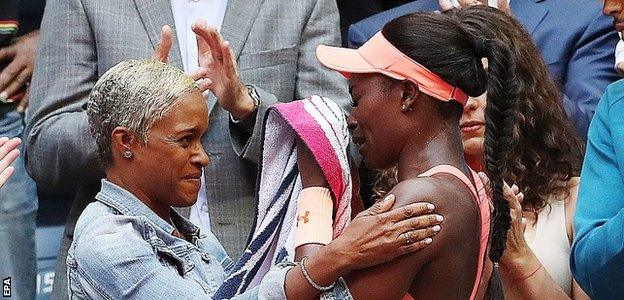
[{"xmin": 24, "ymin": 0, "xmax": 349, "ymax": 298}]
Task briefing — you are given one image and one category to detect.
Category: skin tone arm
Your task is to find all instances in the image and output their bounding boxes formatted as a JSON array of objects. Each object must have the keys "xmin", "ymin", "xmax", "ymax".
[
  {"xmin": 0, "ymin": 137, "xmax": 20, "ymax": 187},
  {"xmin": 285, "ymin": 140, "xmax": 445, "ymax": 299},
  {"xmin": 497, "ymin": 178, "xmax": 590, "ymax": 299},
  {"xmin": 154, "ymin": 22, "xmax": 445, "ymax": 299}
]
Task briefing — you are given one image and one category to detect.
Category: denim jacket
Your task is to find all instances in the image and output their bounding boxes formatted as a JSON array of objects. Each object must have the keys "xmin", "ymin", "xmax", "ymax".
[{"xmin": 66, "ymin": 180, "xmax": 352, "ymax": 299}]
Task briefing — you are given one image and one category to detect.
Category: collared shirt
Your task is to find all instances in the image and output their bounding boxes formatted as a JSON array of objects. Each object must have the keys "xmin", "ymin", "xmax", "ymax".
[
  {"xmin": 170, "ymin": 0, "xmax": 228, "ymax": 231},
  {"xmin": 66, "ymin": 180, "xmax": 256, "ymax": 299},
  {"xmin": 615, "ymin": 36, "xmax": 623, "ymax": 74},
  {"xmin": 170, "ymin": 0, "xmax": 228, "ymax": 73}
]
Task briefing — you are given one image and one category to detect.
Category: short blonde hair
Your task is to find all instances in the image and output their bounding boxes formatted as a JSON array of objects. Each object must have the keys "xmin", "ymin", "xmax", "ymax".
[{"xmin": 87, "ymin": 59, "xmax": 199, "ymax": 167}]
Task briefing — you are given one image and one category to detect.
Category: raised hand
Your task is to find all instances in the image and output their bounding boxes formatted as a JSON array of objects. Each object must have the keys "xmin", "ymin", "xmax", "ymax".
[
  {"xmin": 499, "ymin": 181, "xmax": 534, "ymax": 274},
  {"xmin": 151, "ymin": 25, "xmax": 210, "ymax": 94},
  {"xmin": 192, "ymin": 19, "xmax": 255, "ymax": 120},
  {"xmin": 151, "ymin": 26, "xmax": 172, "ymax": 63}
]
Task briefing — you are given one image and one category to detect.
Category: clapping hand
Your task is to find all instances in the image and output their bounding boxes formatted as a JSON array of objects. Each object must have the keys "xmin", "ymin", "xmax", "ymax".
[
  {"xmin": 192, "ymin": 19, "xmax": 255, "ymax": 120},
  {"xmin": 151, "ymin": 25, "xmax": 211, "ymax": 94}
]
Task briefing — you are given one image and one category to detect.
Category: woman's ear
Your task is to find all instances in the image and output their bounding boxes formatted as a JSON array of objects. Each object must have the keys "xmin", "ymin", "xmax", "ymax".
[
  {"xmin": 400, "ymin": 80, "xmax": 420, "ymax": 112},
  {"xmin": 111, "ymin": 127, "xmax": 137, "ymax": 154}
]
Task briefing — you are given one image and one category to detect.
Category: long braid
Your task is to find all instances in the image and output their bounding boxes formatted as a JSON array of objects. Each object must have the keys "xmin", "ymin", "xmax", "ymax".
[
  {"xmin": 380, "ymin": 9, "xmax": 520, "ymax": 298},
  {"xmin": 479, "ymin": 36, "xmax": 518, "ymax": 299}
]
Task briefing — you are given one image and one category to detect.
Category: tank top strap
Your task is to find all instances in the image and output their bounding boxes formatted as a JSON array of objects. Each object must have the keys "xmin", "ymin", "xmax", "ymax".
[
  {"xmin": 416, "ymin": 164, "xmax": 490, "ymax": 300},
  {"xmin": 418, "ymin": 165, "xmax": 479, "ymax": 199}
]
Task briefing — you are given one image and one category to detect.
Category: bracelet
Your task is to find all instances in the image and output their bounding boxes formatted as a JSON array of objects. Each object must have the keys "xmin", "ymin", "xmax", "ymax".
[
  {"xmin": 513, "ymin": 264, "xmax": 543, "ymax": 282},
  {"xmin": 300, "ymin": 256, "xmax": 336, "ymax": 292}
]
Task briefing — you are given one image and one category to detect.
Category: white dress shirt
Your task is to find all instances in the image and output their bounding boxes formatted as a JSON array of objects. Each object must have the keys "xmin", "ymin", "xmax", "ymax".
[
  {"xmin": 171, "ymin": 0, "xmax": 229, "ymax": 230},
  {"xmin": 615, "ymin": 35, "xmax": 624, "ymax": 74},
  {"xmin": 171, "ymin": 0, "xmax": 228, "ymax": 73}
]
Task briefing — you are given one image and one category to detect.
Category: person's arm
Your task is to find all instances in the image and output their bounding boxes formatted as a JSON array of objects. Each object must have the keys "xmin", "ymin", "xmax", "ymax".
[
  {"xmin": 23, "ymin": 0, "xmax": 101, "ymax": 194},
  {"xmin": 561, "ymin": 12, "xmax": 621, "ymax": 141},
  {"xmin": 269, "ymin": 140, "xmax": 441, "ymax": 300},
  {"xmin": 571, "ymin": 86, "xmax": 624, "ymax": 299},
  {"xmin": 227, "ymin": 0, "xmax": 350, "ymax": 165},
  {"xmin": 339, "ymin": 178, "xmax": 466, "ymax": 299},
  {"xmin": 497, "ymin": 181, "xmax": 584, "ymax": 299},
  {"xmin": 0, "ymin": 137, "xmax": 20, "ymax": 187},
  {"xmin": 23, "ymin": 2, "xmax": 202, "ymax": 195}
]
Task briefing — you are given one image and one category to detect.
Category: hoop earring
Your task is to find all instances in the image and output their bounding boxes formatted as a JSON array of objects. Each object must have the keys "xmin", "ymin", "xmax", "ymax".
[{"xmin": 123, "ymin": 150, "xmax": 133, "ymax": 159}]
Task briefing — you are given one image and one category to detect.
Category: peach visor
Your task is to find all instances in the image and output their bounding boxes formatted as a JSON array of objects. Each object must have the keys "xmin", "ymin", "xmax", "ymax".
[{"xmin": 316, "ymin": 31, "xmax": 469, "ymax": 105}]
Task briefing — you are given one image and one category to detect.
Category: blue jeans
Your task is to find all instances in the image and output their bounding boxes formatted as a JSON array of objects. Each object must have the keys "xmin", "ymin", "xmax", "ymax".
[{"xmin": 0, "ymin": 109, "xmax": 38, "ymax": 300}]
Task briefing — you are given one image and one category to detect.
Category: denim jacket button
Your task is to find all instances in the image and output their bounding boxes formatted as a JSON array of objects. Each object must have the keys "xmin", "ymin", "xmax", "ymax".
[{"xmin": 201, "ymin": 253, "xmax": 211, "ymax": 263}]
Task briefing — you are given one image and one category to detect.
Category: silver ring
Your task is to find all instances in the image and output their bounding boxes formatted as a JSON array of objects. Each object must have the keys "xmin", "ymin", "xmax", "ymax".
[{"xmin": 403, "ymin": 232, "xmax": 412, "ymax": 245}]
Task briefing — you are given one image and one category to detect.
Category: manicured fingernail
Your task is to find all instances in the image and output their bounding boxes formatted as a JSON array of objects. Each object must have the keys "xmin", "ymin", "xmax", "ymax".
[
  {"xmin": 436, "ymin": 215, "xmax": 444, "ymax": 222},
  {"xmin": 0, "ymin": 92, "xmax": 7, "ymax": 102},
  {"xmin": 427, "ymin": 203, "xmax": 435, "ymax": 211},
  {"xmin": 383, "ymin": 193, "xmax": 395, "ymax": 202},
  {"xmin": 432, "ymin": 225, "xmax": 441, "ymax": 232},
  {"xmin": 424, "ymin": 238, "xmax": 433, "ymax": 244}
]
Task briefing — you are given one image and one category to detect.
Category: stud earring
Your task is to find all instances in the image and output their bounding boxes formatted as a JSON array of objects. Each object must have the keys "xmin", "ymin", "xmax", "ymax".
[
  {"xmin": 401, "ymin": 104, "xmax": 413, "ymax": 112},
  {"xmin": 123, "ymin": 150, "xmax": 133, "ymax": 158}
]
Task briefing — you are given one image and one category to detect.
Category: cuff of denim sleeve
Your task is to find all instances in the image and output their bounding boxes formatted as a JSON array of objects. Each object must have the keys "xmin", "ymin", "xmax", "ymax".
[
  {"xmin": 257, "ymin": 263, "xmax": 295, "ymax": 299},
  {"xmin": 295, "ymin": 187, "xmax": 333, "ymax": 248},
  {"xmin": 320, "ymin": 277, "xmax": 353, "ymax": 300}
]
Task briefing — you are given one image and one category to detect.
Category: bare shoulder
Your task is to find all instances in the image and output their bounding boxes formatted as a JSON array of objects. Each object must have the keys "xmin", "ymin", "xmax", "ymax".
[
  {"xmin": 390, "ymin": 176, "xmax": 480, "ymax": 221},
  {"xmin": 388, "ymin": 175, "xmax": 481, "ymax": 251},
  {"xmin": 344, "ymin": 176, "xmax": 481, "ymax": 298}
]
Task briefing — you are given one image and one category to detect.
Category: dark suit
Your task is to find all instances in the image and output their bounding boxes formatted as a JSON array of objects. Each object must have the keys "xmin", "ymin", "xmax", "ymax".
[{"xmin": 348, "ymin": 0, "xmax": 621, "ymax": 141}]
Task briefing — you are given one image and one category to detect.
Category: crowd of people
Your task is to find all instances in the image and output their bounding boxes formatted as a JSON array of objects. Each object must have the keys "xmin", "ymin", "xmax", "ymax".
[{"xmin": 1, "ymin": 0, "xmax": 624, "ymax": 299}]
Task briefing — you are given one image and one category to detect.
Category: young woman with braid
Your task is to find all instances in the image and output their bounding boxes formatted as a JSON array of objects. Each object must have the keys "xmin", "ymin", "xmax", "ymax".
[
  {"xmin": 372, "ymin": 6, "xmax": 590, "ymax": 299},
  {"xmin": 282, "ymin": 7, "xmax": 518, "ymax": 299}
]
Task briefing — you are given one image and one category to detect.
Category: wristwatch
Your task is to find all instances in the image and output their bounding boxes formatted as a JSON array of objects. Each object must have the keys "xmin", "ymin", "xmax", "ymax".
[
  {"xmin": 246, "ymin": 84, "xmax": 260, "ymax": 112},
  {"xmin": 230, "ymin": 85, "xmax": 260, "ymax": 131}
]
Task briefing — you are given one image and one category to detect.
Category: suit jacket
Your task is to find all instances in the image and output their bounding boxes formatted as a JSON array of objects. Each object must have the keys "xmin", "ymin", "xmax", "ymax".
[
  {"xmin": 347, "ymin": 0, "xmax": 621, "ymax": 141},
  {"xmin": 24, "ymin": 0, "xmax": 348, "ymax": 298}
]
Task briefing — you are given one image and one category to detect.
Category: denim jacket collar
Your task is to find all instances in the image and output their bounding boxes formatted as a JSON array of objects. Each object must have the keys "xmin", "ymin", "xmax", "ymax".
[{"xmin": 96, "ymin": 179, "xmax": 201, "ymax": 239}]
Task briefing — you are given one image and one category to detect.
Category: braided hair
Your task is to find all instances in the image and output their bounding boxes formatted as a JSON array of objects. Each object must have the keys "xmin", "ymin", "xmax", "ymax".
[{"xmin": 382, "ymin": 7, "xmax": 519, "ymax": 298}]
